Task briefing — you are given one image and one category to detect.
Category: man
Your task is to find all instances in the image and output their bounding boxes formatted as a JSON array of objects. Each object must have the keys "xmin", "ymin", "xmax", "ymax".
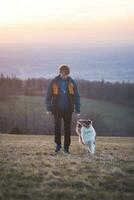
[{"xmin": 45, "ymin": 65, "xmax": 81, "ymax": 154}]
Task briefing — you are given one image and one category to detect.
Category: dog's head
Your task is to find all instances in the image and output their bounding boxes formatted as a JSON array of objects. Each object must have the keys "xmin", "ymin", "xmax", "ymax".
[{"xmin": 77, "ymin": 119, "xmax": 92, "ymax": 128}]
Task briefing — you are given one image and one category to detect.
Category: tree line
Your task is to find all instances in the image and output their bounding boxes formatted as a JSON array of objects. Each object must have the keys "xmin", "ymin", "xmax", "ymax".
[
  {"xmin": 0, "ymin": 73, "xmax": 134, "ymax": 107},
  {"xmin": 0, "ymin": 74, "xmax": 134, "ymax": 136}
]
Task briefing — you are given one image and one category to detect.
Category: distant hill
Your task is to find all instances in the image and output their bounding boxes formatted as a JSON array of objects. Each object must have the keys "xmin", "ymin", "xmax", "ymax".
[
  {"xmin": 0, "ymin": 96, "xmax": 134, "ymax": 136},
  {"xmin": 0, "ymin": 45, "xmax": 134, "ymax": 82}
]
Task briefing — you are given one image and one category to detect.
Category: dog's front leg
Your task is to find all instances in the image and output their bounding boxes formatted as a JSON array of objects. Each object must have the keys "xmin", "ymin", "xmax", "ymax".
[{"xmin": 76, "ymin": 124, "xmax": 80, "ymax": 136}]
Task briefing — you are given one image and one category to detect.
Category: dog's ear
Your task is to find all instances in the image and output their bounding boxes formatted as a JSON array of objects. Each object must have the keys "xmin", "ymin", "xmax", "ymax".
[
  {"xmin": 87, "ymin": 119, "xmax": 92, "ymax": 125},
  {"xmin": 77, "ymin": 119, "xmax": 81, "ymax": 124},
  {"xmin": 78, "ymin": 119, "xmax": 85, "ymax": 124}
]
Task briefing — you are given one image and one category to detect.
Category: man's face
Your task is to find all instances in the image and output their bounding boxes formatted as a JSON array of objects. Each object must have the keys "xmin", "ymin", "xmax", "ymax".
[{"xmin": 60, "ymin": 71, "xmax": 69, "ymax": 79}]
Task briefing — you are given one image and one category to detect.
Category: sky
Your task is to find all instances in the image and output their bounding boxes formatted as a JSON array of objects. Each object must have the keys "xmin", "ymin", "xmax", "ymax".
[{"xmin": 0, "ymin": 0, "xmax": 134, "ymax": 46}]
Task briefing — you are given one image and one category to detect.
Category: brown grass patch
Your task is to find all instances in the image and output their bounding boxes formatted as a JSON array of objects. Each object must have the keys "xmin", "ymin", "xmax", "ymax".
[{"xmin": 0, "ymin": 134, "xmax": 134, "ymax": 200}]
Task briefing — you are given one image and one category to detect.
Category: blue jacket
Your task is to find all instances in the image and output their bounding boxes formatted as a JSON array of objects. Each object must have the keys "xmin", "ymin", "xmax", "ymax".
[{"xmin": 45, "ymin": 75, "xmax": 81, "ymax": 113}]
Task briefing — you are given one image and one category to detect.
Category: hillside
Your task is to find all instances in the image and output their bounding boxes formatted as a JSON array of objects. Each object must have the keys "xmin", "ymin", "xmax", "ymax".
[
  {"xmin": 0, "ymin": 134, "xmax": 134, "ymax": 200},
  {"xmin": 0, "ymin": 96, "xmax": 134, "ymax": 135},
  {"xmin": 81, "ymin": 98, "xmax": 134, "ymax": 134}
]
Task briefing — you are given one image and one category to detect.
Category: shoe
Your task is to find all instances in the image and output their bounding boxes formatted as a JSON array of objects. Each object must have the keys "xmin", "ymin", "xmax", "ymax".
[
  {"xmin": 64, "ymin": 148, "xmax": 70, "ymax": 154},
  {"xmin": 55, "ymin": 144, "xmax": 61, "ymax": 152}
]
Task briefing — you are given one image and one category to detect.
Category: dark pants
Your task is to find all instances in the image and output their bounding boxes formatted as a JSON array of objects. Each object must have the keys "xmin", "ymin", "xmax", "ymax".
[{"xmin": 53, "ymin": 109, "xmax": 72, "ymax": 149}]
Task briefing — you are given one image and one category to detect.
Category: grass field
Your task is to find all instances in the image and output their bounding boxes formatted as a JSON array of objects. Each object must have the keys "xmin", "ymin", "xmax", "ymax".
[
  {"xmin": 0, "ymin": 134, "xmax": 134, "ymax": 200},
  {"xmin": 0, "ymin": 95, "xmax": 134, "ymax": 134},
  {"xmin": 81, "ymin": 98, "xmax": 134, "ymax": 132}
]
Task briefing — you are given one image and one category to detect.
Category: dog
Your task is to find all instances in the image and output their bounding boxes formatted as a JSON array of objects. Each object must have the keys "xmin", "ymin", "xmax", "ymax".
[{"xmin": 76, "ymin": 119, "xmax": 96, "ymax": 154}]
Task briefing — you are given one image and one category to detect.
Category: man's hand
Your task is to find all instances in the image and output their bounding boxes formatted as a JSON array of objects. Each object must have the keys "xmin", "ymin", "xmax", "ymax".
[{"xmin": 46, "ymin": 111, "xmax": 52, "ymax": 115}]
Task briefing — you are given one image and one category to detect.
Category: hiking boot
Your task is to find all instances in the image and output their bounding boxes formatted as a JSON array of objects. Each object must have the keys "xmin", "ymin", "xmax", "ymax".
[
  {"xmin": 64, "ymin": 148, "xmax": 70, "ymax": 154},
  {"xmin": 55, "ymin": 144, "xmax": 61, "ymax": 152}
]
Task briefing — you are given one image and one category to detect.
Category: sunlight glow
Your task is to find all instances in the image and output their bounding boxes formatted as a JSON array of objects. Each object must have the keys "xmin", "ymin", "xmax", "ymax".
[
  {"xmin": 0, "ymin": 0, "xmax": 134, "ymax": 25},
  {"xmin": 0, "ymin": 0, "xmax": 134, "ymax": 45}
]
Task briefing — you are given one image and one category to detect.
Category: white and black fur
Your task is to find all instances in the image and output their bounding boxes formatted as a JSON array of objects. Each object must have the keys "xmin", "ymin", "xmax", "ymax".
[{"xmin": 76, "ymin": 119, "xmax": 96, "ymax": 154}]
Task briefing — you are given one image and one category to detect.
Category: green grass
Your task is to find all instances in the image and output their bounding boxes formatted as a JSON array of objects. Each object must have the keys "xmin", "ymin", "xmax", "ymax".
[
  {"xmin": 81, "ymin": 98, "xmax": 134, "ymax": 131},
  {"xmin": 0, "ymin": 95, "xmax": 134, "ymax": 134},
  {"xmin": 0, "ymin": 134, "xmax": 134, "ymax": 200}
]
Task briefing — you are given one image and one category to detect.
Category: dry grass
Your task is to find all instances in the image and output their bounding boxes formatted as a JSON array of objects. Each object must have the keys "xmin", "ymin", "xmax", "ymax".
[{"xmin": 0, "ymin": 134, "xmax": 134, "ymax": 200}]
